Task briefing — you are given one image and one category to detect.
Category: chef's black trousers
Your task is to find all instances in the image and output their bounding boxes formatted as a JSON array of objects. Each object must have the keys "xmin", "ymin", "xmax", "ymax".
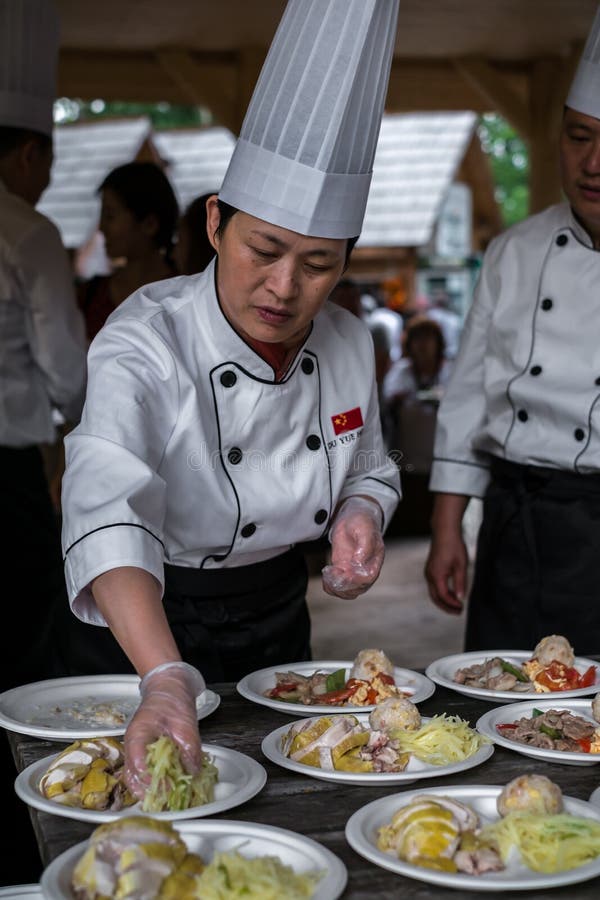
[
  {"xmin": 55, "ymin": 547, "xmax": 311, "ymax": 683},
  {"xmin": 465, "ymin": 457, "xmax": 600, "ymax": 655}
]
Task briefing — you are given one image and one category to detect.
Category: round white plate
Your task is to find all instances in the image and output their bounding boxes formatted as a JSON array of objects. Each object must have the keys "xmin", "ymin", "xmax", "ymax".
[
  {"xmin": 237, "ymin": 660, "xmax": 435, "ymax": 716},
  {"xmin": 0, "ymin": 675, "xmax": 220, "ymax": 740},
  {"xmin": 345, "ymin": 784, "xmax": 600, "ymax": 891},
  {"xmin": 590, "ymin": 786, "xmax": 600, "ymax": 807},
  {"xmin": 426, "ymin": 651, "xmax": 599, "ymax": 703},
  {"xmin": 0, "ymin": 888, "xmax": 42, "ymax": 899},
  {"xmin": 41, "ymin": 818, "xmax": 347, "ymax": 900},
  {"xmin": 262, "ymin": 713, "xmax": 493, "ymax": 785},
  {"xmin": 477, "ymin": 699, "xmax": 600, "ymax": 766},
  {"xmin": 15, "ymin": 742, "xmax": 266, "ymax": 823}
]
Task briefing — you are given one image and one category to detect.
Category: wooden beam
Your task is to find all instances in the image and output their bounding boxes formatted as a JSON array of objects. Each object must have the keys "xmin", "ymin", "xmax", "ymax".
[
  {"xmin": 453, "ymin": 57, "xmax": 532, "ymax": 139},
  {"xmin": 155, "ymin": 48, "xmax": 236, "ymax": 129},
  {"xmin": 528, "ymin": 57, "xmax": 565, "ymax": 213}
]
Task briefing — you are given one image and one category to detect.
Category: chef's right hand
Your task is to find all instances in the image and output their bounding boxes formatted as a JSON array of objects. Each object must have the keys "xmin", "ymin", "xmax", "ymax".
[
  {"xmin": 424, "ymin": 529, "xmax": 468, "ymax": 615},
  {"xmin": 124, "ymin": 661, "xmax": 205, "ymax": 800}
]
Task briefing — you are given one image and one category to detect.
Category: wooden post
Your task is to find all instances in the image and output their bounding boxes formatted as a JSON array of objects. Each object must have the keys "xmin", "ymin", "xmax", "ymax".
[{"xmin": 528, "ymin": 58, "xmax": 565, "ymax": 213}]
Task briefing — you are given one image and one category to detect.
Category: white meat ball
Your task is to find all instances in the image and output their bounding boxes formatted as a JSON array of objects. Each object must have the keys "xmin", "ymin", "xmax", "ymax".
[
  {"xmin": 368, "ymin": 697, "xmax": 421, "ymax": 733},
  {"xmin": 497, "ymin": 774, "xmax": 563, "ymax": 817},
  {"xmin": 350, "ymin": 649, "xmax": 394, "ymax": 681},
  {"xmin": 532, "ymin": 634, "xmax": 575, "ymax": 667}
]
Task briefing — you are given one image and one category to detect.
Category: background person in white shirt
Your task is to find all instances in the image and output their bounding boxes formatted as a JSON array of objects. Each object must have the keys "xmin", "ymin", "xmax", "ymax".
[{"xmin": 425, "ymin": 5, "xmax": 600, "ymax": 653}]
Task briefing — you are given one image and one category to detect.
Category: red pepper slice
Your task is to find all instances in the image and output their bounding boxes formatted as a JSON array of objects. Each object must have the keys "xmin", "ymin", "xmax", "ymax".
[
  {"xmin": 318, "ymin": 687, "xmax": 355, "ymax": 704},
  {"xmin": 268, "ymin": 682, "xmax": 300, "ymax": 697},
  {"xmin": 496, "ymin": 723, "xmax": 518, "ymax": 731},
  {"xmin": 578, "ymin": 737, "xmax": 592, "ymax": 753},
  {"xmin": 579, "ymin": 665, "xmax": 597, "ymax": 688},
  {"xmin": 377, "ymin": 672, "xmax": 396, "ymax": 685}
]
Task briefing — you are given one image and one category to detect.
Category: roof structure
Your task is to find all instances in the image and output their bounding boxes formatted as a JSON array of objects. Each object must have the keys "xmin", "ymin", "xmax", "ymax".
[
  {"xmin": 38, "ymin": 113, "xmax": 489, "ymax": 251},
  {"xmin": 37, "ymin": 117, "xmax": 153, "ymax": 248},
  {"xmin": 359, "ymin": 111, "xmax": 477, "ymax": 249},
  {"xmin": 153, "ymin": 127, "xmax": 236, "ymax": 211}
]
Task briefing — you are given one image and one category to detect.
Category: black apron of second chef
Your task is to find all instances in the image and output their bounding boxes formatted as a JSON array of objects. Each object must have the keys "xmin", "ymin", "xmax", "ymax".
[
  {"xmin": 54, "ymin": 548, "xmax": 311, "ymax": 682},
  {"xmin": 465, "ymin": 457, "xmax": 600, "ymax": 655}
]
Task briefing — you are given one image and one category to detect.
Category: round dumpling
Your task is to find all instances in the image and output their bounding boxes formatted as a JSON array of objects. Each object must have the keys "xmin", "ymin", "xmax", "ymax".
[
  {"xmin": 532, "ymin": 634, "xmax": 575, "ymax": 667},
  {"xmin": 350, "ymin": 649, "xmax": 394, "ymax": 681},
  {"xmin": 497, "ymin": 774, "xmax": 563, "ymax": 817},
  {"xmin": 369, "ymin": 697, "xmax": 421, "ymax": 733}
]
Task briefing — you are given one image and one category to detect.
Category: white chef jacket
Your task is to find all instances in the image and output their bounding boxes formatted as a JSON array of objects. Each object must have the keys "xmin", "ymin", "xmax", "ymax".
[
  {"xmin": 430, "ymin": 203, "xmax": 600, "ymax": 498},
  {"xmin": 62, "ymin": 260, "xmax": 401, "ymax": 624},
  {"xmin": 0, "ymin": 179, "xmax": 87, "ymax": 445}
]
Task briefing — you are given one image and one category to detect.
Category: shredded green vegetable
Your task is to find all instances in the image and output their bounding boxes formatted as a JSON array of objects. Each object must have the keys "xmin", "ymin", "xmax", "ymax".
[
  {"xmin": 192, "ymin": 850, "xmax": 322, "ymax": 899},
  {"xmin": 389, "ymin": 713, "xmax": 489, "ymax": 765},
  {"xmin": 481, "ymin": 812, "xmax": 600, "ymax": 873},
  {"xmin": 142, "ymin": 736, "xmax": 218, "ymax": 813}
]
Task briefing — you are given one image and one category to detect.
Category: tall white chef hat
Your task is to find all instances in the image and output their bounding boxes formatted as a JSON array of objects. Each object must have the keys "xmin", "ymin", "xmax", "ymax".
[
  {"xmin": 0, "ymin": 0, "xmax": 60, "ymax": 136},
  {"xmin": 566, "ymin": 5, "xmax": 600, "ymax": 120},
  {"xmin": 219, "ymin": 0, "xmax": 400, "ymax": 239}
]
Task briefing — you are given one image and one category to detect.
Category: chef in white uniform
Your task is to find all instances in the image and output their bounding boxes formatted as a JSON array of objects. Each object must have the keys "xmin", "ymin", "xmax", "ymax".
[
  {"xmin": 61, "ymin": 0, "xmax": 401, "ymax": 796},
  {"xmin": 0, "ymin": 0, "xmax": 87, "ymax": 690},
  {"xmin": 0, "ymin": 0, "xmax": 87, "ymax": 882},
  {"xmin": 425, "ymin": 3, "xmax": 600, "ymax": 654}
]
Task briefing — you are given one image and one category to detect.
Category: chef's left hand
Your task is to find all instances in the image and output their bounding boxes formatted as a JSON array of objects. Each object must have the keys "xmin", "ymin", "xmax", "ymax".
[{"xmin": 322, "ymin": 496, "xmax": 385, "ymax": 599}]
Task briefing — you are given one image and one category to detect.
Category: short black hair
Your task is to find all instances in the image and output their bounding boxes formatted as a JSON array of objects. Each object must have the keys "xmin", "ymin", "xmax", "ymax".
[
  {"xmin": 98, "ymin": 162, "xmax": 179, "ymax": 252},
  {"xmin": 0, "ymin": 126, "xmax": 52, "ymax": 159},
  {"xmin": 215, "ymin": 199, "xmax": 359, "ymax": 265}
]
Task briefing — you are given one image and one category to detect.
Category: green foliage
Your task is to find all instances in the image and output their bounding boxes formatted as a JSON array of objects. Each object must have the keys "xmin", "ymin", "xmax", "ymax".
[
  {"xmin": 478, "ymin": 113, "xmax": 529, "ymax": 227},
  {"xmin": 54, "ymin": 98, "xmax": 212, "ymax": 130}
]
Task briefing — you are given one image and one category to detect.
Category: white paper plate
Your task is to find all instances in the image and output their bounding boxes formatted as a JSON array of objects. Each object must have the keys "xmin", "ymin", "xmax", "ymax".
[
  {"xmin": 41, "ymin": 819, "xmax": 347, "ymax": 900},
  {"xmin": 0, "ymin": 675, "xmax": 220, "ymax": 740},
  {"xmin": 15, "ymin": 742, "xmax": 266, "ymax": 823},
  {"xmin": 262, "ymin": 713, "xmax": 493, "ymax": 785},
  {"xmin": 590, "ymin": 786, "xmax": 600, "ymax": 807},
  {"xmin": 237, "ymin": 660, "xmax": 435, "ymax": 716},
  {"xmin": 0, "ymin": 888, "xmax": 42, "ymax": 899},
  {"xmin": 426, "ymin": 651, "xmax": 599, "ymax": 703},
  {"xmin": 345, "ymin": 784, "xmax": 600, "ymax": 891},
  {"xmin": 477, "ymin": 699, "xmax": 600, "ymax": 766}
]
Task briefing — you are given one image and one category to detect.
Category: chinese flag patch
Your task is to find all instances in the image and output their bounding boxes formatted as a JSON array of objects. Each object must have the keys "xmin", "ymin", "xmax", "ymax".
[{"xmin": 331, "ymin": 406, "xmax": 364, "ymax": 435}]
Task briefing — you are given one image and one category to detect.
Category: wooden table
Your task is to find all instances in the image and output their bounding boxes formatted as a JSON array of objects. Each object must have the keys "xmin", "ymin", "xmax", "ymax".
[{"xmin": 7, "ymin": 680, "xmax": 600, "ymax": 898}]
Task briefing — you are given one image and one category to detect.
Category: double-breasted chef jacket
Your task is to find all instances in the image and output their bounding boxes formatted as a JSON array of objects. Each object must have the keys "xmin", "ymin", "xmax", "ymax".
[
  {"xmin": 62, "ymin": 258, "xmax": 401, "ymax": 625},
  {"xmin": 430, "ymin": 203, "xmax": 600, "ymax": 496},
  {"xmin": 429, "ymin": 202, "xmax": 600, "ymax": 653}
]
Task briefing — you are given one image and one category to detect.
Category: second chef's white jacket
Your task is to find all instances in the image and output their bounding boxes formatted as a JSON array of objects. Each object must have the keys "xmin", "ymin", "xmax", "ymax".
[
  {"xmin": 62, "ymin": 259, "xmax": 401, "ymax": 625},
  {"xmin": 0, "ymin": 179, "xmax": 87, "ymax": 446},
  {"xmin": 430, "ymin": 202, "xmax": 600, "ymax": 499}
]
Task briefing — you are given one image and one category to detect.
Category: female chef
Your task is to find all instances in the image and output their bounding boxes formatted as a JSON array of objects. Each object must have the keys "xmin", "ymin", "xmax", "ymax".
[
  {"xmin": 425, "ymin": 5, "xmax": 600, "ymax": 655},
  {"xmin": 60, "ymin": 0, "xmax": 401, "ymax": 797}
]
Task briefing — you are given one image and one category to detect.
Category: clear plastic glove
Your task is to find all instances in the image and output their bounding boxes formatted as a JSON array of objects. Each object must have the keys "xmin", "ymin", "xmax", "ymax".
[
  {"xmin": 322, "ymin": 496, "xmax": 385, "ymax": 599},
  {"xmin": 124, "ymin": 661, "xmax": 205, "ymax": 800}
]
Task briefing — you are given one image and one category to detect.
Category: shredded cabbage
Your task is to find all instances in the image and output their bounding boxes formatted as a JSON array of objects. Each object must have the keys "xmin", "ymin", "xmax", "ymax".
[
  {"xmin": 390, "ymin": 714, "xmax": 489, "ymax": 765},
  {"xmin": 481, "ymin": 812, "xmax": 600, "ymax": 873},
  {"xmin": 142, "ymin": 736, "xmax": 218, "ymax": 812},
  {"xmin": 191, "ymin": 850, "xmax": 322, "ymax": 899}
]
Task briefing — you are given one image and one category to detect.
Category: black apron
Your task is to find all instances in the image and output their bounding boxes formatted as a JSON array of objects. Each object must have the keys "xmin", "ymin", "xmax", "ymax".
[
  {"xmin": 55, "ymin": 547, "xmax": 311, "ymax": 682},
  {"xmin": 465, "ymin": 457, "xmax": 600, "ymax": 654}
]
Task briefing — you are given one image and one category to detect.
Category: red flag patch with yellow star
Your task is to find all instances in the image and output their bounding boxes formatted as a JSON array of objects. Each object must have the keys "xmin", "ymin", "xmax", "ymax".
[{"xmin": 331, "ymin": 407, "xmax": 364, "ymax": 435}]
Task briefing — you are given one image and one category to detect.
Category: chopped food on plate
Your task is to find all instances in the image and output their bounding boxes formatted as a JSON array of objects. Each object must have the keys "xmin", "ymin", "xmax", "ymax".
[
  {"xmin": 280, "ymin": 701, "xmax": 488, "ymax": 773},
  {"xmin": 264, "ymin": 648, "xmax": 409, "ymax": 706},
  {"xmin": 376, "ymin": 774, "xmax": 600, "ymax": 876},
  {"xmin": 453, "ymin": 634, "xmax": 596, "ymax": 693},
  {"xmin": 496, "ymin": 708, "xmax": 600, "ymax": 754},
  {"xmin": 71, "ymin": 816, "xmax": 323, "ymax": 899}
]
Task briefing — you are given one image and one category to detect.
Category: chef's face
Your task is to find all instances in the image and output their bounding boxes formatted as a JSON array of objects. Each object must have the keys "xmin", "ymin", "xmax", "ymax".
[
  {"xmin": 206, "ymin": 198, "xmax": 347, "ymax": 346},
  {"xmin": 560, "ymin": 107, "xmax": 600, "ymax": 245}
]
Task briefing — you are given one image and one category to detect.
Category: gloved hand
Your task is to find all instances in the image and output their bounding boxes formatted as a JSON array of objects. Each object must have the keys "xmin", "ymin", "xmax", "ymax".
[
  {"xmin": 124, "ymin": 661, "xmax": 205, "ymax": 800},
  {"xmin": 322, "ymin": 496, "xmax": 385, "ymax": 599}
]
